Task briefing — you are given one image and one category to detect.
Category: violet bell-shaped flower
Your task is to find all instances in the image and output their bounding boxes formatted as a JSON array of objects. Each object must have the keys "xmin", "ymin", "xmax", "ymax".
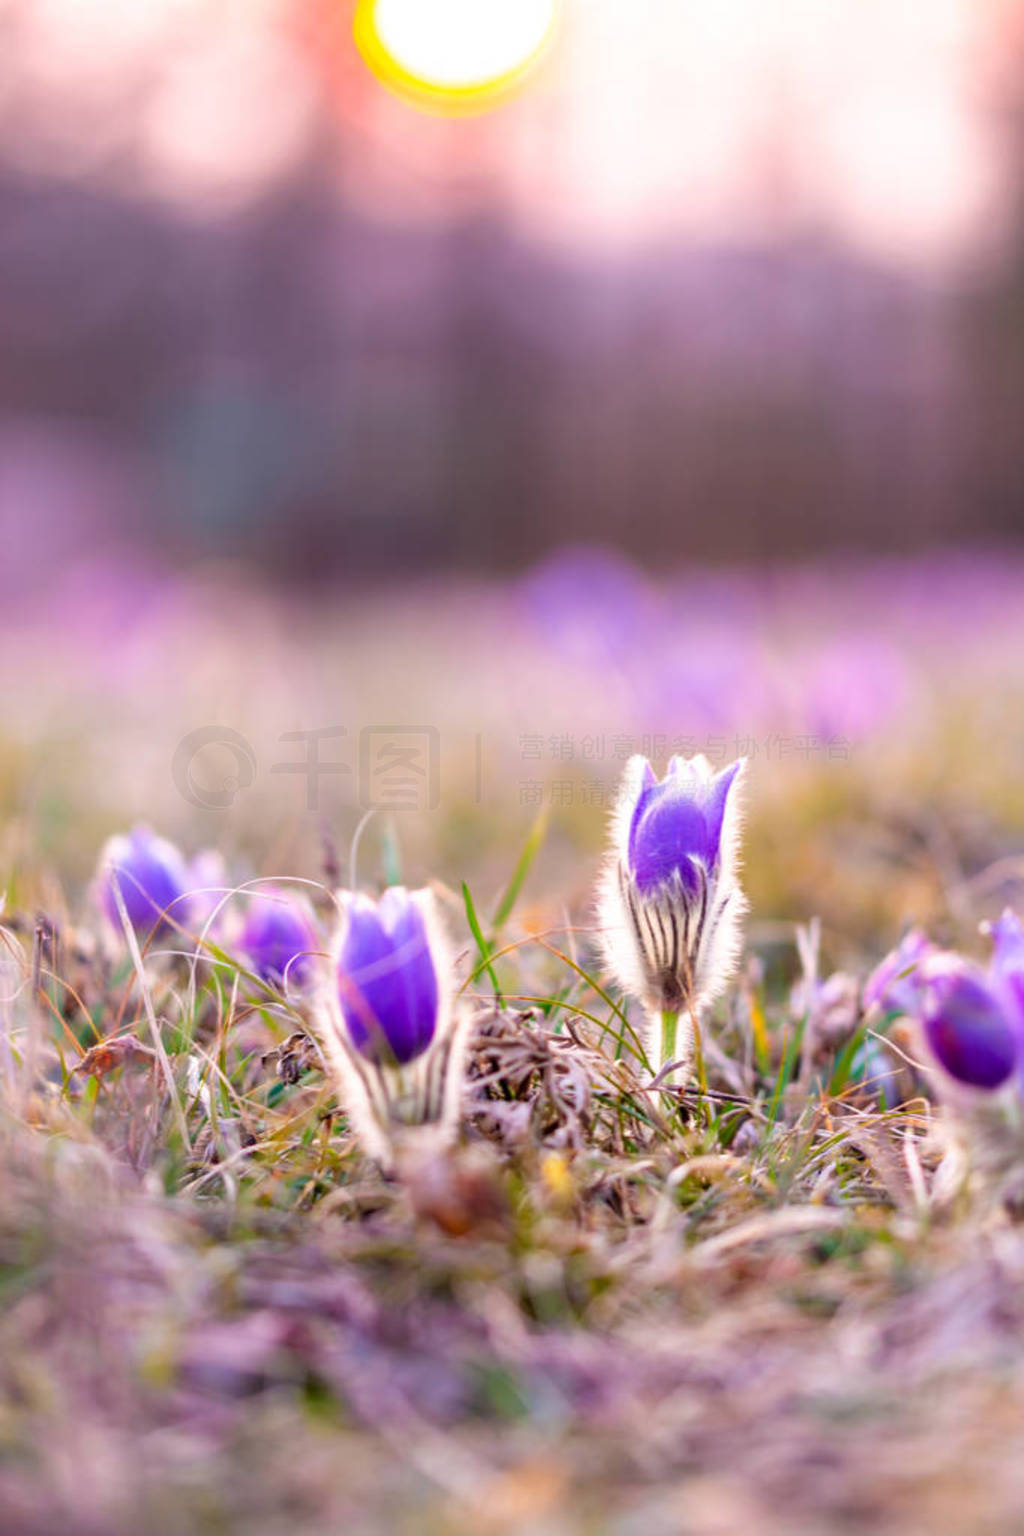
[
  {"xmin": 237, "ymin": 886, "xmax": 319, "ymax": 989},
  {"xmin": 336, "ymin": 888, "xmax": 440, "ymax": 1065},
  {"xmin": 598, "ymin": 753, "xmax": 747, "ymax": 1080},
  {"xmin": 98, "ymin": 825, "xmax": 194, "ymax": 941},
  {"xmin": 312, "ymin": 886, "xmax": 470, "ymax": 1165},
  {"xmin": 918, "ymin": 954, "xmax": 1019, "ymax": 1092},
  {"xmin": 862, "ymin": 928, "xmax": 936, "ymax": 1019}
]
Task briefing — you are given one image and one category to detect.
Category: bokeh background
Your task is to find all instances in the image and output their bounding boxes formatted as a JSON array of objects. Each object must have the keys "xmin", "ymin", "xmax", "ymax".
[
  {"xmin": 3, "ymin": 0, "xmax": 1024, "ymax": 961},
  {"xmin": 4, "ymin": 0, "xmax": 1024, "ymax": 571}
]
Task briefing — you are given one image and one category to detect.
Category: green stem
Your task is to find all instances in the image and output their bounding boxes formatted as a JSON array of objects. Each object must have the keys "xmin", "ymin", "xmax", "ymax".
[
  {"xmin": 690, "ymin": 1006, "xmax": 710, "ymax": 1119},
  {"xmin": 660, "ymin": 1008, "xmax": 679, "ymax": 1073},
  {"xmin": 660, "ymin": 1005, "xmax": 710, "ymax": 1128}
]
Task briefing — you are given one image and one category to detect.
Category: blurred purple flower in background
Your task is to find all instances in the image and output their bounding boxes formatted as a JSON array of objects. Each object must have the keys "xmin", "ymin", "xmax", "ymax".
[
  {"xmin": 237, "ymin": 887, "xmax": 319, "ymax": 989},
  {"xmin": 984, "ymin": 908, "xmax": 1024, "ymax": 1024},
  {"xmin": 98, "ymin": 825, "xmax": 194, "ymax": 940},
  {"xmin": 863, "ymin": 928, "xmax": 937, "ymax": 1018},
  {"xmin": 797, "ymin": 637, "xmax": 912, "ymax": 745},
  {"xmin": 918, "ymin": 955, "xmax": 1019, "ymax": 1091},
  {"xmin": 647, "ymin": 635, "xmax": 768, "ymax": 737},
  {"xmin": 516, "ymin": 549, "xmax": 926, "ymax": 754},
  {"xmin": 519, "ymin": 546, "xmax": 659, "ymax": 670}
]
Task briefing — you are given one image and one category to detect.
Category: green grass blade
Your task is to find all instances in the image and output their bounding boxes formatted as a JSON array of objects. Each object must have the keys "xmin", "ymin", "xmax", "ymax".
[
  {"xmin": 462, "ymin": 880, "xmax": 501, "ymax": 998},
  {"xmin": 828, "ymin": 1025, "xmax": 868, "ymax": 1097},
  {"xmin": 766, "ymin": 1014, "xmax": 807, "ymax": 1128}
]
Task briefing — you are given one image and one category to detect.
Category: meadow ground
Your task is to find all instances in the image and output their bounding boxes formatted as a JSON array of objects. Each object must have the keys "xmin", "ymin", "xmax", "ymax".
[{"xmin": 3, "ymin": 552, "xmax": 1024, "ymax": 1535}]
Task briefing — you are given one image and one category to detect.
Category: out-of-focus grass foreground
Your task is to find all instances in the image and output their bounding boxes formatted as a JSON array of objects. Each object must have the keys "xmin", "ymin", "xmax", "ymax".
[{"xmin": 4, "ymin": 552, "xmax": 1024, "ymax": 1536}]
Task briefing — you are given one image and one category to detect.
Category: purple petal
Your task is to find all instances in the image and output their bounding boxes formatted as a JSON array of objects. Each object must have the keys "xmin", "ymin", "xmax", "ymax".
[
  {"xmin": 699, "ymin": 760, "xmax": 742, "ymax": 863},
  {"xmin": 627, "ymin": 758, "xmax": 743, "ymax": 897},
  {"xmin": 637, "ymin": 758, "xmax": 658, "ymax": 796},
  {"xmin": 628, "ymin": 779, "xmax": 707, "ymax": 896}
]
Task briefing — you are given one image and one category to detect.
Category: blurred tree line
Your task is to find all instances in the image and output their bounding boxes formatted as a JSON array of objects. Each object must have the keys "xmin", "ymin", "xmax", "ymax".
[{"xmin": 1, "ymin": 153, "xmax": 1023, "ymax": 580}]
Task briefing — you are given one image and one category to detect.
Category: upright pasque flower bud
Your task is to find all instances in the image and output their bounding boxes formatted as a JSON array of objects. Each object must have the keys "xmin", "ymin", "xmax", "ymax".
[
  {"xmin": 335, "ymin": 888, "xmax": 441, "ymax": 1065},
  {"xmin": 237, "ymin": 887, "xmax": 319, "ymax": 989},
  {"xmin": 918, "ymin": 956, "xmax": 1019, "ymax": 1091},
  {"xmin": 862, "ymin": 928, "xmax": 935, "ymax": 1019},
  {"xmin": 984, "ymin": 908, "xmax": 1024, "ymax": 1023},
  {"xmin": 98, "ymin": 825, "xmax": 193, "ymax": 940},
  {"xmin": 312, "ymin": 887, "xmax": 470, "ymax": 1165},
  {"xmin": 598, "ymin": 753, "xmax": 747, "ymax": 1078}
]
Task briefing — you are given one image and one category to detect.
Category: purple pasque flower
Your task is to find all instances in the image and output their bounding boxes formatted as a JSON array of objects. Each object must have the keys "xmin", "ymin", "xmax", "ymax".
[
  {"xmin": 598, "ymin": 753, "xmax": 747, "ymax": 1073},
  {"xmin": 918, "ymin": 955, "xmax": 1019, "ymax": 1092},
  {"xmin": 863, "ymin": 928, "xmax": 936, "ymax": 1019},
  {"xmin": 334, "ymin": 888, "xmax": 446, "ymax": 1067},
  {"xmin": 98, "ymin": 825, "xmax": 194, "ymax": 939},
  {"xmin": 312, "ymin": 886, "xmax": 468, "ymax": 1166},
  {"xmin": 238, "ymin": 887, "xmax": 319, "ymax": 988}
]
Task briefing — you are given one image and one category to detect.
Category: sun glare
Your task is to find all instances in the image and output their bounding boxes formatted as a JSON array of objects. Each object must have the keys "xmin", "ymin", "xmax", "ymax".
[{"xmin": 354, "ymin": 0, "xmax": 558, "ymax": 113}]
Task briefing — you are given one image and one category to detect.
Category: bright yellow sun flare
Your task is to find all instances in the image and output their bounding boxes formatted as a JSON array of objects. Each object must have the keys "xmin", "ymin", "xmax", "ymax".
[{"xmin": 354, "ymin": 0, "xmax": 559, "ymax": 113}]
